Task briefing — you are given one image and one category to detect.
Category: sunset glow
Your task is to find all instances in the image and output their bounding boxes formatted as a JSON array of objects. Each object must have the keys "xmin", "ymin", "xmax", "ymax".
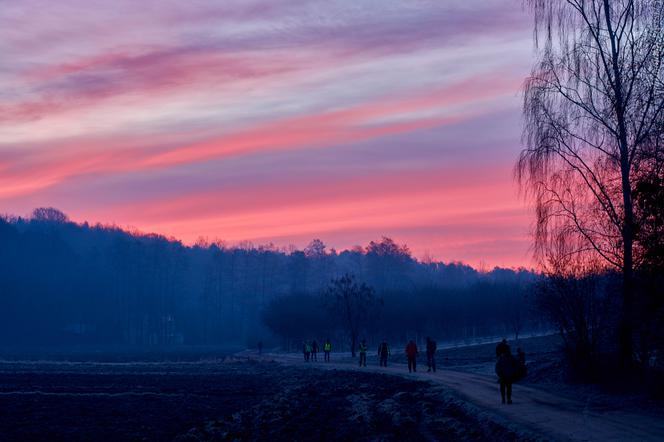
[{"xmin": 0, "ymin": 0, "xmax": 534, "ymax": 268}]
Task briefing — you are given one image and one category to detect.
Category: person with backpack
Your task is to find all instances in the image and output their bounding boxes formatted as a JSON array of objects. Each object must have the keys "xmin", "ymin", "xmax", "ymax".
[
  {"xmin": 405, "ymin": 340, "xmax": 418, "ymax": 372},
  {"xmin": 377, "ymin": 340, "xmax": 390, "ymax": 367},
  {"xmin": 358, "ymin": 339, "xmax": 368, "ymax": 367},
  {"xmin": 323, "ymin": 338, "xmax": 332, "ymax": 362},
  {"xmin": 426, "ymin": 337, "xmax": 437, "ymax": 372},
  {"xmin": 495, "ymin": 349, "xmax": 518, "ymax": 404}
]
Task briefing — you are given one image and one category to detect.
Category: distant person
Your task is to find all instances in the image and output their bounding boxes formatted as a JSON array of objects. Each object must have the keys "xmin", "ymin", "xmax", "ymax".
[
  {"xmin": 516, "ymin": 347, "xmax": 527, "ymax": 380},
  {"xmin": 358, "ymin": 339, "xmax": 368, "ymax": 367},
  {"xmin": 258, "ymin": 341, "xmax": 263, "ymax": 355},
  {"xmin": 495, "ymin": 349, "xmax": 518, "ymax": 404},
  {"xmin": 323, "ymin": 338, "xmax": 332, "ymax": 362},
  {"xmin": 378, "ymin": 340, "xmax": 390, "ymax": 367},
  {"xmin": 311, "ymin": 340, "xmax": 319, "ymax": 362},
  {"xmin": 426, "ymin": 337, "xmax": 437, "ymax": 372},
  {"xmin": 496, "ymin": 338, "xmax": 510, "ymax": 358},
  {"xmin": 303, "ymin": 341, "xmax": 311, "ymax": 362},
  {"xmin": 406, "ymin": 340, "xmax": 418, "ymax": 372}
]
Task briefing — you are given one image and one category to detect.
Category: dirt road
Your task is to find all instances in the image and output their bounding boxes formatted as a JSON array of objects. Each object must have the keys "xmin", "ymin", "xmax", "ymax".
[{"xmin": 253, "ymin": 352, "xmax": 664, "ymax": 441}]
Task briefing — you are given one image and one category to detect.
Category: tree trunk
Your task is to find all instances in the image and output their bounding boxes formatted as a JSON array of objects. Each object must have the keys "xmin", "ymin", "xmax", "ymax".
[{"xmin": 604, "ymin": 0, "xmax": 634, "ymax": 370}]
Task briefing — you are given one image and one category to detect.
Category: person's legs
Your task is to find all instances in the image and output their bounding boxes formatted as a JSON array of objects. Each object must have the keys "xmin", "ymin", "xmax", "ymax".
[
  {"xmin": 407, "ymin": 356, "xmax": 413, "ymax": 372},
  {"xmin": 500, "ymin": 381, "xmax": 506, "ymax": 404},
  {"xmin": 432, "ymin": 355, "xmax": 436, "ymax": 372},
  {"xmin": 506, "ymin": 382, "xmax": 512, "ymax": 404},
  {"xmin": 413, "ymin": 357, "xmax": 416, "ymax": 372}
]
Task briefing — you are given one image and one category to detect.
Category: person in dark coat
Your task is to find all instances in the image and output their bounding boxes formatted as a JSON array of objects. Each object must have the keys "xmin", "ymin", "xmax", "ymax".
[
  {"xmin": 496, "ymin": 338, "xmax": 510, "ymax": 358},
  {"xmin": 311, "ymin": 340, "xmax": 319, "ymax": 362},
  {"xmin": 495, "ymin": 351, "xmax": 518, "ymax": 404},
  {"xmin": 378, "ymin": 340, "xmax": 390, "ymax": 367},
  {"xmin": 405, "ymin": 340, "xmax": 418, "ymax": 372},
  {"xmin": 426, "ymin": 337, "xmax": 437, "ymax": 372}
]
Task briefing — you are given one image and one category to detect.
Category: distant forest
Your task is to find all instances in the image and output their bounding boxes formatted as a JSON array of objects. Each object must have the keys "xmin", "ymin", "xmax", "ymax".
[{"xmin": 0, "ymin": 208, "xmax": 542, "ymax": 348}]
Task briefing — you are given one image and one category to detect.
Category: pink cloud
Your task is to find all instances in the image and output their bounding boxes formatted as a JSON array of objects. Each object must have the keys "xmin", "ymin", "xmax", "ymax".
[{"xmin": 0, "ymin": 71, "xmax": 520, "ymax": 200}]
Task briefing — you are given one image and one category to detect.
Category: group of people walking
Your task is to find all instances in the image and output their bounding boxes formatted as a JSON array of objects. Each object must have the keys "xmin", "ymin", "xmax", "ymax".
[
  {"xmin": 310, "ymin": 336, "xmax": 439, "ymax": 373},
  {"xmin": 302, "ymin": 339, "xmax": 332, "ymax": 362},
  {"xmin": 300, "ymin": 336, "xmax": 527, "ymax": 405}
]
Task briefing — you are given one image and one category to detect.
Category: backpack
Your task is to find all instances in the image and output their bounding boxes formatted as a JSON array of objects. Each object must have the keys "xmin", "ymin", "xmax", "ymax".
[{"xmin": 495, "ymin": 354, "xmax": 518, "ymax": 382}]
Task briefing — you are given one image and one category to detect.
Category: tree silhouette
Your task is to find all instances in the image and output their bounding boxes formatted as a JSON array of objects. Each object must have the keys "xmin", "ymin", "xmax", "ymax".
[
  {"xmin": 325, "ymin": 274, "xmax": 377, "ymax": 357},
  {"xmin": 517, "ymin": 0, "xmax": 664, "ymax": 368}
]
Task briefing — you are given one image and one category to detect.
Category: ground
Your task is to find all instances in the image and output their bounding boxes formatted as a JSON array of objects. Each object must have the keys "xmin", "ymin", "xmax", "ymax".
[
  {"xmin": 1, "ymin": 336, "xmax": 663, "ymax": 441},
  {"xmin": 0, "ymin": 356, "xmax": 527, "ymax": 441}
]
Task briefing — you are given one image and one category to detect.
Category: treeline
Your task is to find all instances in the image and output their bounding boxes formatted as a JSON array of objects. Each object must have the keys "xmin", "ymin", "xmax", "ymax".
[{"xmin": 0, "ymin": 208, "xmax": 540, "ymax": 348}]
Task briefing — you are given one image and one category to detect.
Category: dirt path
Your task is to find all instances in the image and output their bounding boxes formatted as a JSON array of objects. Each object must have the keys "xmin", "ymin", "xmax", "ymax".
[{"xmin": 247, "ymin": 352, "xmax": 664, "ymax": 442}]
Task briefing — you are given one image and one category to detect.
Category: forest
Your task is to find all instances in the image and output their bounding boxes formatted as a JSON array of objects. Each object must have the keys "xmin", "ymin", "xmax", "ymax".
[{"xmin": 0, "ymin": 208, "xmax": 539, "ymax": 349}]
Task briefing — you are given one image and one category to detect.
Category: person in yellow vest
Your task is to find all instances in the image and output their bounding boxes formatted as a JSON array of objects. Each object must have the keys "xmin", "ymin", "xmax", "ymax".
[
  {"xmin": 358, "ymin": 339, "xmax": 368, "ymax": 367},
  {"xmin": 323, "ymin": 338, "xmax": 332, "ymax": 362}
]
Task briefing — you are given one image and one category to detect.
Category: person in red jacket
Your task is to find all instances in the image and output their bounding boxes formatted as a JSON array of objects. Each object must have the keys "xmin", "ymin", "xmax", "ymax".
[{"xmin": 405, "ymin": 340, "xmax": 418, "ymax": 372}]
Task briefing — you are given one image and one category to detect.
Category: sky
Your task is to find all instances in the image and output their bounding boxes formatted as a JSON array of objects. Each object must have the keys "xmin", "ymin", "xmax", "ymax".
[{"xmin": 0, "ymin": 0, "xmax": 536, "ymax": 268}]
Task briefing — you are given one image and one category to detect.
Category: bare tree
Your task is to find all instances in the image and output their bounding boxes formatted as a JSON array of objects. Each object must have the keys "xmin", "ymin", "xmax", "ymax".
[
  {"xmin": 517, "ymin": 0, "xmax": 664, "ymax": 367},
  {"xmin": 32, "ymin": 207, "xmax": 69, "ymax": 223},
  {"xmin": 325, "ymin": 273, "xmax": 377, "ymax": 357}
]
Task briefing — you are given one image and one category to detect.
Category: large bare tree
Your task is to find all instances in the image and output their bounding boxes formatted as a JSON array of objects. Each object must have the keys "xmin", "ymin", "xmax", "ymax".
[{"xmin": 517, "ymin": 0, "xmax": 664, "ymax": 366}]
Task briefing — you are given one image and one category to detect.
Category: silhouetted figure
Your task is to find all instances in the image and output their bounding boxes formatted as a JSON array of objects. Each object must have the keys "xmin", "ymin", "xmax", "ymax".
[
  {"xmin": 258, "ymin": 341, "xmax": 263, "ymax": 355},
  {"xmin": 516, "ymin": 347, "xmax": 527, "ymax": 380},
  {"xmin": 303, "ymin": 341, "xmax": 311, "ymax": 362},
  {"xmin": 311, "ymin": 340, "xmax": 319, "ymax": 362},
  {"xmin": 496, "ymin": 338, "xmax": 510, "ymax": 358},
  {"xmin": 495, "ymin": 350, "xmax": 518, "ymax": 404},
  {"xmin": 359, "ymin": 339, "xmax": 368, "ymax": 367},
  {"xmin": 406, "ymin": 340, "xmax": 418, "ymax": 372},
  {"xmin": 426, "ymin": 337, "xmax": 437, "ymax": 372},
  {"xmin": 378, "ymin": 340, "xmax": 390, "ymax": 367},
  {"xmin": 323, "ymin": 338, "xmax": 332, "ymax": 362}
]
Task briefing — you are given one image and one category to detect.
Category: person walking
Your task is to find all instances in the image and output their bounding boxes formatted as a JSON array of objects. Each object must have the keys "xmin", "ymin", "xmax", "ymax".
[
  {"xmin": 405, "ymin": 340, "xmax": 418, "ymax": 373},
  {"xmin": 303, "ymin": 341, "xmax": 311, "ymax": 362},
  {"xmin": 426, "ymin": 337, "xmax": 437, "ymax": 372},
  {"xmin": 358, "ymin": 339, "xmax": 368, "ymax": 367},
  {"xmin": 311, "ymin": 340, "xmax": 319, "ymax": 362},
  {"xmin": 323, "ymin": 338, "xmax": 332, "ymax": 362},
  {"xmin": 495, "ymin": 349, "xmax": 518, "ymax": 404},
  {"xmin": 377, "ymin": 340, "xmax": 390, "ymax": 367}
]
